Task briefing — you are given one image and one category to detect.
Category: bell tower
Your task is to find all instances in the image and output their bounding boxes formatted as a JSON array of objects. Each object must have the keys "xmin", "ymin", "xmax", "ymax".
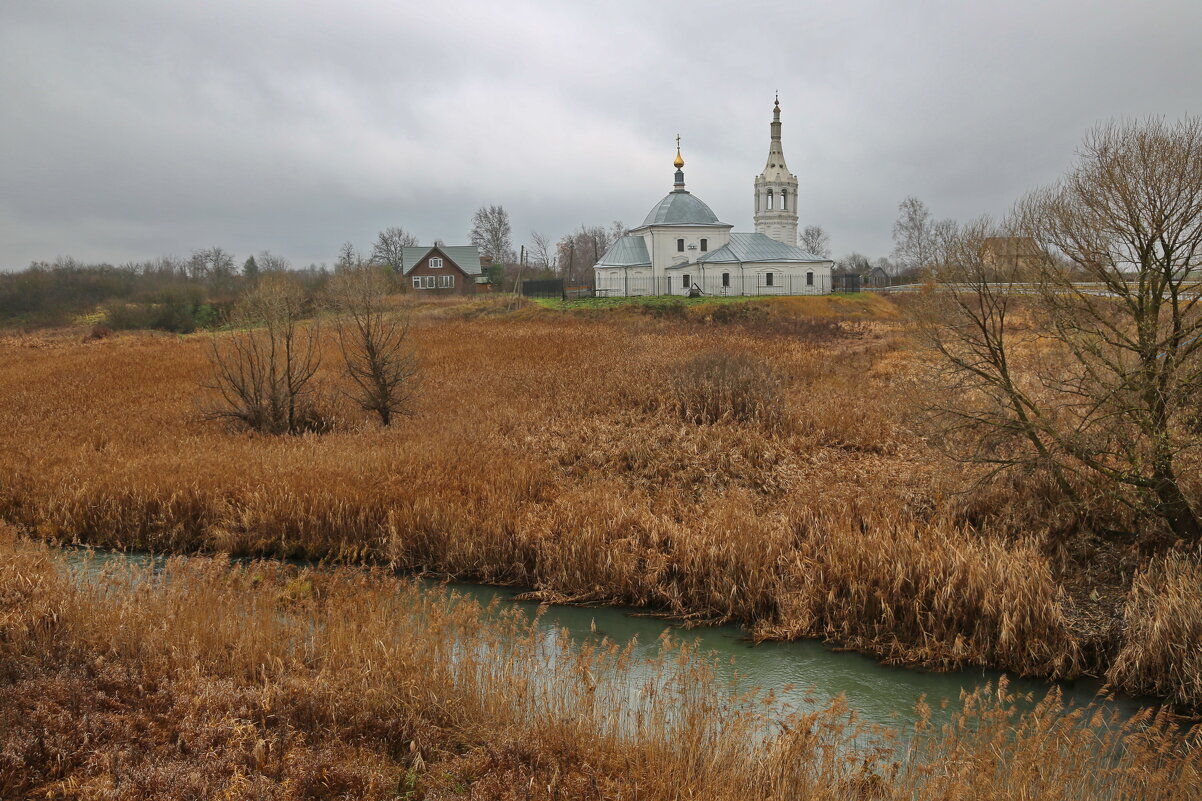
[{"xmin": 753, "ymin": 95, "xmax": 799, "ymax": 246}]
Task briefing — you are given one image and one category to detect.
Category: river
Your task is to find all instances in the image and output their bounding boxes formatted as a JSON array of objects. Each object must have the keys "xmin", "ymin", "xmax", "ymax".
[{"xmin": 64, "ymin": 546, "xmax": 1154, "ymax": 735}]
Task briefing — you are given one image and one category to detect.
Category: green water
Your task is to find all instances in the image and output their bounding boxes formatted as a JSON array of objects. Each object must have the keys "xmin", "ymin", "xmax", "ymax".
[
  {"xmin": 64, "ymin": 548, "xmax": 1153, "ymax": 734},
  {"xmin": 443, "ymin": 580, "xmax": 1150, "ymax": 731}
]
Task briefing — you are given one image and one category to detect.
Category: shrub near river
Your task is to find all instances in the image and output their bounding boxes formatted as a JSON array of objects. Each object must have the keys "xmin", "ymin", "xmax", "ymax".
[{"xmin": 0, "ymin": 296, "xmax": 1199, "ymax": 708}]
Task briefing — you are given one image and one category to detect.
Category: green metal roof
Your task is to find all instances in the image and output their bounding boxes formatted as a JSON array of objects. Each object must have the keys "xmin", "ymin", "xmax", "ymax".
[
  {"xmin": 638, "ymin": 191, "xmax": 728, "ymax": 228},
  {"xmin": 696, "ymin": 233, "xmax": 831, "ymax": 265},
  {"xmin": 400, "ymin": 245, "xmax": 483, "ymax": 275},
  {"xmin": 595, "ymin": 235, "xmax": 651, "ymax": 268}
]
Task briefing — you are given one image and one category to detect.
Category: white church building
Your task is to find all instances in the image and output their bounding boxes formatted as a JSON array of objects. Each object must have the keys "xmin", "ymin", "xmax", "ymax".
[{"xmin": 594, "ymin": 98, "xmax": 834, "ymax": 297}]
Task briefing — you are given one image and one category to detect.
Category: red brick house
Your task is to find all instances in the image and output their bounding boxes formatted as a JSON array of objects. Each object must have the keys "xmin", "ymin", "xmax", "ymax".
[{"xmin": 401, "ymin": 245, "xmax": 489, "ymax": 295}]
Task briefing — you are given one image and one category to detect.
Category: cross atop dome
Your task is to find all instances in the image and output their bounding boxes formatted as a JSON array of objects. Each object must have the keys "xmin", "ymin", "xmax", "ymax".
[{"xmin": 673, "ymin": 134, "xmax": 686, "ymax": 191}]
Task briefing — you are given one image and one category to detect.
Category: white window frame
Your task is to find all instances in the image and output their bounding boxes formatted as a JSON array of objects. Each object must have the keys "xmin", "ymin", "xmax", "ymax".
[
  {"xmin": 438, "ymin": 274, "xmax": 455, "ymax": 288},
  {"xmin": 412, "ymin": 276, "xmax": 421, "ymax": 289},
  {"xmin": 429, "ymin": 257, "xmax": 444, "ymax": 269}
]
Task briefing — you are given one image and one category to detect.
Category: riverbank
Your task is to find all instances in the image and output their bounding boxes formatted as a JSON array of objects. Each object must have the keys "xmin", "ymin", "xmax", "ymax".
[
  {"xmin": 1, "ymin": 298, "xmax": 1199, "ymax": 709},
  {"xmin": 2, "ymin": 532, "xmax": 1198, "ymax": 800}
]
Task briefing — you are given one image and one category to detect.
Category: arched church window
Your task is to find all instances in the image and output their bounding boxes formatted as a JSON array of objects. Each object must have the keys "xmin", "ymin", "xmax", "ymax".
[
  {"xmin": 806, "ymin": 271, "xmax": 814, "ymax": 286},
  {"xmin": 700, "ymin": 239, "xmax": 708, "ymax": 252},
  {"xmin": 767, "ymin": 189, "xmax": 774, "ymax": 210},
  {"xmin": 780, "ymin": 189, "xmax": 787, "ymax": 211},
  {"xmin": 677, "ymin": 238, "xmax": 685, "ymax": 252},
  {"xmin": 721, "ymin": 272, "xmax": 730, "ymax": 287}
]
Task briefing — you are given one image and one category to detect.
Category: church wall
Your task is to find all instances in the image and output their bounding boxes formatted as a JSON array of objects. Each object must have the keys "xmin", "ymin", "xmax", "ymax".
[{"xmin": 646, "ymin": 227, "xmax": 731, "ymax": 274}]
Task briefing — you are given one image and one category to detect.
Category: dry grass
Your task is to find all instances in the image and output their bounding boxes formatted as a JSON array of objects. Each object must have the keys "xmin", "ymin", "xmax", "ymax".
[
  {"xmin": 1107, "ymin": 549, "xmax": 1202, "ymax": 706},
  {"xmin": 0, "ymin": 531, "xmax": 1198, "ymax": 800},
  {"xmin": 0, "ymin": 299, "xmax": 1199, "ymax": 705}
]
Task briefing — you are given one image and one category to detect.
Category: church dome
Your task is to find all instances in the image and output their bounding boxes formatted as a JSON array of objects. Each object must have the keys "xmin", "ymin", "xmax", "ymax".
[{"xmin": 641, "ymin": 191, "xmax": 723, "ymax": 227}]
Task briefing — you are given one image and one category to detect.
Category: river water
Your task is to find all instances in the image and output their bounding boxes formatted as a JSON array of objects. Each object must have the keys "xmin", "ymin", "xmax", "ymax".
[{"xmin": 65, "ymin": 547, "xmax": 1154, "ymax": 734}]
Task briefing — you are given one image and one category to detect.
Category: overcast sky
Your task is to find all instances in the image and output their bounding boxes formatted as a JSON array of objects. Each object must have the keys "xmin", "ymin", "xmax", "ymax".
[{"xmin": 2, "ymin": 0, "xmax": 1199, "ymax": 270}]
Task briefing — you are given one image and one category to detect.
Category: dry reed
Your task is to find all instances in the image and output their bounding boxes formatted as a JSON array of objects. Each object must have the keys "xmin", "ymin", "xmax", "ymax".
[
  {"xmin": 0, "ymin": 299, "xmax": 1199, "ymax": 706},
  {"xmin": 0, "ymin": 532, "xmax": 1199, "ymax": 800}
]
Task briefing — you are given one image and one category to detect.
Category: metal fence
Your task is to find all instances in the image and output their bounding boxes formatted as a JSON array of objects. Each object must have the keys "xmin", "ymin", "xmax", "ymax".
[
  {"xmin": 521, "ymin": 278, "xmax": 564, "ymax": 298},
  {"xmin": 593, "ymin": 273, "xmax": 832, "ymax": 298}
]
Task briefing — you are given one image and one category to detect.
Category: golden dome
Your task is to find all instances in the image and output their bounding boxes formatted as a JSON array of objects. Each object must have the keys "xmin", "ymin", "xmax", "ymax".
[{"xmin": 673, "ymin": 134, "xmax": 684, "ymax": 169}]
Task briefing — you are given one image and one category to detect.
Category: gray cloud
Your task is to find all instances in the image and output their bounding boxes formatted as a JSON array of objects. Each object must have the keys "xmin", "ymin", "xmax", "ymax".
[{"xmin": 2, "ymin": 0, "xmax": 1199, "ymax": 269}]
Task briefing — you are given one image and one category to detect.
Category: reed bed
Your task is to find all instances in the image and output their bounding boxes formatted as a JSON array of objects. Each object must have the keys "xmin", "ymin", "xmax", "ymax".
[
  {"xmin": 1107, "ymin": 549, "xmax": 1202, "ymax": 707},
  {"xmin": 0, "ymin": 301, "xmax": 1199, "ymax": 706},
  {"xmin": 0, "ymin": 532, "xmax": 1198, "ymax": 800}
]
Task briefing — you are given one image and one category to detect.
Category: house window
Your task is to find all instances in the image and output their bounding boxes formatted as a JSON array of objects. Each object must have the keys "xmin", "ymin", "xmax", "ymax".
[
  {"xmin": 677, "ymin": 238, "xmax": 685, "ymax": 252},
  {"xmin": 721, "ymin": 272, "xmax": 730, "ymax": 287},
  {"xmin": 765, "ymin": 272, "xmax": 775, "ymax": 287},
  {"xmin": 767, "ymin": 189, "xmax": 774, "ymax": 210},
  {"xmin": 700, "ymin": 238, "xmax": 708, "ymax": 252},
  {"xmin": 806, "ymin": 271, "xmax": 814, "ymax": 286},
  {"xmin": 429, "ymin": 257, "xmax": 443, "ymax": 268},
  {"xmin": 412, "ymin": 276, "xmax": 420, "ymax": 289},
  {"xmin": 780, "ymin": 189, "xmax": 787, "ymax": 211},
  {"xmin": 438, "ymin": 274, "xmax": 455, "ymax": 288},
  {"xmin": 413, "ymin": 275, "xmax": 437, "ymax": 289},
  {"xmin": 682, "ymin": 274, "xmax": 690, "ymax": 289}
]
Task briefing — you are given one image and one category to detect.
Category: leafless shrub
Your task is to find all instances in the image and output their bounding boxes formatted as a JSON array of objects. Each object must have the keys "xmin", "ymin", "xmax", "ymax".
[
  {"xmin": 206, "ymin": 274, "xmax": 326, "ymax": 434},
  {"xmin": 667, "ymin": 351, "xmax": 783, "ymax": 428},
  {"xmin": 330, "ymin": 266, "xmax": 418, "ymax": 426}
]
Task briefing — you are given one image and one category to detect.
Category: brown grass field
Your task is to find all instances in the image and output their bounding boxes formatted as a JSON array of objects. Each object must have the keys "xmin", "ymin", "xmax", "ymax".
[
  {"xmin": 1, "ymin": 531, "xmax": 1199, "ymax": 800},
  {"xmin": 1, "ymin": 294, "xmax": 1200, "ymax": 711}
]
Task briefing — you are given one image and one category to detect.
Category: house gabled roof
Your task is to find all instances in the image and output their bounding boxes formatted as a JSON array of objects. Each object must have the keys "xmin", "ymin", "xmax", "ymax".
[
  {"xmin": 594, "ymin": 235, "xmax": 652, "ymax": 268},
  {"xmin": 696, "ymin": 233, "xmax": 832, "ymax": 265},
  {"xmin": 400, "ymin": 245, "xmax": 484, "ymax": 275}
]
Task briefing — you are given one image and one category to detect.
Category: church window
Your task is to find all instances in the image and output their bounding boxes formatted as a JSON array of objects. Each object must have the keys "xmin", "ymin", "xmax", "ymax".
[
  {"xmin": 767, "ymin": 189, "xmax": 774, "ymax": 210},
  {"xmin": 721, "ymin": 272, "xmax": 730, "ymax": 288},
  {"xmin": 700, "ymin": 239, "xmax": 708, "ymax": 252},
  {"xmin": 806, "ymin": 271, "xmax": 814, "ymax": 286},
  {"xmin": 677, "ymin": 238, "xmax": 685, "ymax": 252},
  {"xmin": 765, "ymin": 272, "xmax": 775, "ymax": 287},
  {"xmin": 682, "ymin": 274, "xmax": 691, "ymax": 289},
  {"xmin": 780, "ymin": 190, "xmax": 787, "ymax": 211}
]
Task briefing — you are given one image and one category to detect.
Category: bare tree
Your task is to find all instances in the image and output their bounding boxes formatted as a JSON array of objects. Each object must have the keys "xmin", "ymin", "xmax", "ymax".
[
  {"xmin": 529, "ymin": 231, "xmax": 557, "ymax": 273},
  {"xmin": 336, "ymin": 242, "xmax": 361, "ymax": 272},
  {"xmin": 800, "ymin": 225, "xmax": 831, "ymax": 258},
  {"xmin": 557, "ymin": 224, "xmax": 620, "ymax": 286},
  {"xmin": 469, "ymin": 205, "xmax": 515, "ymax": 265},
  {"xmin": 836, "ymin": 252, "xmax": 871, "ymax": 274},
  {"xmin": 330, "ymin": 266, "xmax": 418, "ymax": 426},
  {"xmin": 916, "ymin": 117, "xmax": 1202, "ymax": 542},
  {"xmin": 207, "ymin": 274, "xmax": 323, "ymax": 435},
  {"xmin": 371, "ymin": 227, "xmax": 418, "ymax": 274},
  {"xmin": 256, "ymin": 251, "xmax": 291, "ymax": 273}
]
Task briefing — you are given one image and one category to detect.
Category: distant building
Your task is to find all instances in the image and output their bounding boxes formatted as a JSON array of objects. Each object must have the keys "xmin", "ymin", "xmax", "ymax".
[
  {"xmin": 862, "ymin": 265, "xmax": 891, "ymax": 287},
  {"xmin": 401, "ymin": 245, "xmax": 489, "ymax": 294},
  {"xmin": 981, "ymin": 237, "xmax": 1041, "ymax": 275},
  {"xmin": 593, "ymin": 98, "xmax": 834, "ymax": 297}
]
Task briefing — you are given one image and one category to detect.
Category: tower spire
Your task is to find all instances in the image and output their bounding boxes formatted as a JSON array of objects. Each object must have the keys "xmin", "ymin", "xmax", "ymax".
[{"xmin": 754, "ymin": 96, "xmax": 799, "ymax": 246}]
